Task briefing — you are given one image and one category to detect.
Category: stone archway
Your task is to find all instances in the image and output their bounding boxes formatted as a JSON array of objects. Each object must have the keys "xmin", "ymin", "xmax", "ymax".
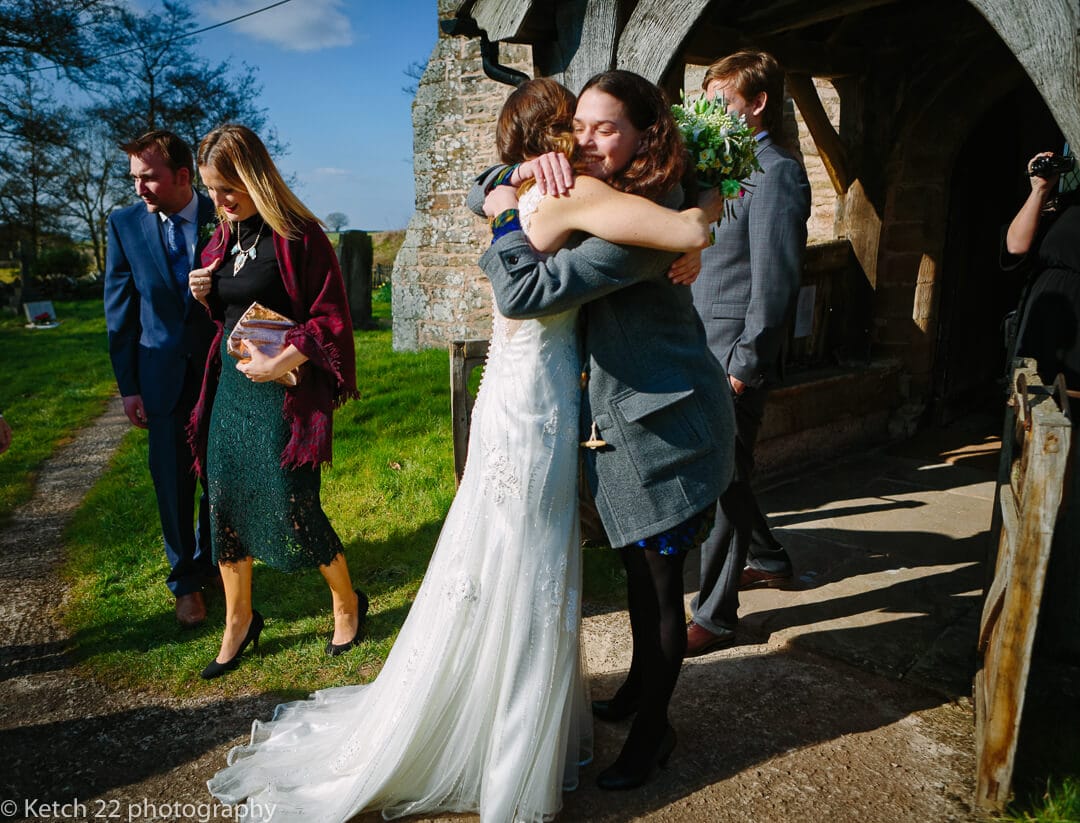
[{"xmin": 869, "ymin": 34, "xmax": 1029, "ymax": 410}]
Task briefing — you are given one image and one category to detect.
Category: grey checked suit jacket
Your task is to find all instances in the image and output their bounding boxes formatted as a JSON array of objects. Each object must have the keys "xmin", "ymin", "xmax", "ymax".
[
  {"xmin": 691, "ymin": 136, "xmax": 810, "ymax": 388},
  {"xmin": 475, "ymin": 177, "xmax": 734, "ymax": 547}
]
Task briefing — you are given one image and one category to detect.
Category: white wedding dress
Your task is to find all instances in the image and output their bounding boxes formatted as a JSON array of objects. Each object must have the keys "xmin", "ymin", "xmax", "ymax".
[{"xmin": 208, "ymin": 186, "xmax": 591, "ymax": 823}]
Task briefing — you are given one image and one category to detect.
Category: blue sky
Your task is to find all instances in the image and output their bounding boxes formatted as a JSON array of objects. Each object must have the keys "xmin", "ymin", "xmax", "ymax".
[{"xmin": 193, "ymin": 0, "xmax": 437, "ymax": 231}]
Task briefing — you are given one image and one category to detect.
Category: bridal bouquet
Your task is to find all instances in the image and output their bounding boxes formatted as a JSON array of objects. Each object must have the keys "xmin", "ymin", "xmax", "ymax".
[{"xmin": 671, "ymin": 93, "xmax": 761, "ymax": 217}]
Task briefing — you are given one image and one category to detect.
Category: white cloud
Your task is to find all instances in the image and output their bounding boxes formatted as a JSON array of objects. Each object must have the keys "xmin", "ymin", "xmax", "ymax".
[
  {"xmin": 199, "ymin": 0, "xmax": 353, "ymax": 52},
  {"xmin": 313, "ymin": 167, "xmax": 352, "ymax": 177}
]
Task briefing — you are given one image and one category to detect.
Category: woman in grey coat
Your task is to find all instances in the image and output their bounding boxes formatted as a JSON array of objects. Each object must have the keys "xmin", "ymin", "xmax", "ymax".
[{"xmin": 480, "ymin": 70, "xmax": 735, "ymax": 791}]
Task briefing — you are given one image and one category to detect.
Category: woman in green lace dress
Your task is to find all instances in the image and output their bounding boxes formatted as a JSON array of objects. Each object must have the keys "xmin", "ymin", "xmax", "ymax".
[{"xmin": 188, "ymin": 124, "xmax": 366, "ymax": 679}]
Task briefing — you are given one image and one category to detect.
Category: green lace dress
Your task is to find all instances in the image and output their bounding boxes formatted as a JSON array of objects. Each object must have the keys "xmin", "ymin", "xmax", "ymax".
[{"xmin": 206, "ymin": 216, "xmax": 343, "ymax": 571}]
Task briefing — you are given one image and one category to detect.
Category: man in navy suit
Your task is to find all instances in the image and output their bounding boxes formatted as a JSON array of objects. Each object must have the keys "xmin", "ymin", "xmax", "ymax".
[
  {"xmin": 104, "ymin": 130, "xmax": 218, "ymax": 627},
  {"xmin": 686, "ymin": 51, "xmax": 811, "ymax": 655}
]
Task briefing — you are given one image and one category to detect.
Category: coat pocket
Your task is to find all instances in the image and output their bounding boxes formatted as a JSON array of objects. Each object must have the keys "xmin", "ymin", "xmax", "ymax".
[
  {"xmin": 610, "ymin": 384, "xmax": 711, "ymax": 485},
  {"xmin": 710, "ymin": 300, "xmax": 749, "ymax": 320}
]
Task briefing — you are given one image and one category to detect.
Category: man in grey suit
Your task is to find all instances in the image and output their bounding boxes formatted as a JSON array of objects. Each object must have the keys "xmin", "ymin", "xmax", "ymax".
[{"xmin": 686, "ymin": 51, "xmax": 811, "ymax": 656}]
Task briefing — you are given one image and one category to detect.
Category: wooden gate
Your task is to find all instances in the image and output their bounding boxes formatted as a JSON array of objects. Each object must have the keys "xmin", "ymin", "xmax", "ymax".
[
  {"xmin": 976, "ymin": 358, "xmax": 1073, "ymax": 810},
  {"xmin": 449, "ymin": 339, "xmax": 490, "ymax": 485}
]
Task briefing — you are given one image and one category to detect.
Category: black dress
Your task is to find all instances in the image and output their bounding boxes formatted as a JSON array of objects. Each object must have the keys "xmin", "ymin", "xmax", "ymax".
[
  {"xmin": 206, "ymin": 215, "xmax": 344, "ymax": 571},
  {"xmin": 1004, "ymin": 190, "xmax": 1080, "ymax": 391}
]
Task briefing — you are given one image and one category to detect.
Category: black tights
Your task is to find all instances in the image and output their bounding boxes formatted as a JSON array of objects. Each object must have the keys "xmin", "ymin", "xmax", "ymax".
[{"xmin": 610, "ymin": 546, "xmax": 688, "ymax": 767}]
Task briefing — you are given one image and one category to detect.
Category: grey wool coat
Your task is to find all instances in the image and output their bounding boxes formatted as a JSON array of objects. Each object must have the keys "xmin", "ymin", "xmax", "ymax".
[{"xmin": 472, "ymin": 171, "xmax": 735, "ymax": 547}]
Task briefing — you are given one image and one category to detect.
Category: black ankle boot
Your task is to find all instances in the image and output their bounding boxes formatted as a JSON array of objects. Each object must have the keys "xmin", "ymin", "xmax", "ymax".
[
  {"xmin": 591, "ymin": 693, "xmax": 641, "ymax": 722},
  {"xmin": 596, "ymin": 724, "xmax": 676, "ymax": 791}
]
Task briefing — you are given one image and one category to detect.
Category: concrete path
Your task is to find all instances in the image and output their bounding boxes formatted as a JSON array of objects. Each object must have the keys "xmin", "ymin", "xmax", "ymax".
[
  {"xmin": 0, "ymin": 402, "xmax": 999, "ymax": 822},
  {"xmin": 565, "ymin": 414, "xmax": 999, "ymax": 822}
]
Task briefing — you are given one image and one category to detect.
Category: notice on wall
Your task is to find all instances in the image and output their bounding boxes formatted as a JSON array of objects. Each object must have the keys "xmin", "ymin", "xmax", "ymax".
[{"xmin": 793, "ymin": 285, "xmax": 816, "ymax": 339}]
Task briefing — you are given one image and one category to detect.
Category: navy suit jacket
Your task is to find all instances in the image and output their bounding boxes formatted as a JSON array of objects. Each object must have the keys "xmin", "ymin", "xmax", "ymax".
[
  {"xmin": 691, "ymin": 136, "xmax": 811, "ymax": 389},
  {"xmin": 104, "ymin": 192, "xmax": 217, "ymax": 416}
]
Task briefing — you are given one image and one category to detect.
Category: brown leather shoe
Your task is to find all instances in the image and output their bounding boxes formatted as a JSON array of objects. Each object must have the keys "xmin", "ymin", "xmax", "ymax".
[
  {"xmin": 175, "ymin": 591, "xmax": 207, "ymax": 628},
  {"xmin": 686, "ymin": 621, "xmax": 735, "ymax": 657},
  {"xmin": 738, "ymin": 566, "xmax": 793, "ymax": 591}
]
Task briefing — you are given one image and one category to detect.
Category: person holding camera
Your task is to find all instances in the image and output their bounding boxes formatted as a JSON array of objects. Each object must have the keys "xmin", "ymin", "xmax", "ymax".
[{"xmin": 1003, "ymin": 150, "xmax": 1080, "ymax": 395}]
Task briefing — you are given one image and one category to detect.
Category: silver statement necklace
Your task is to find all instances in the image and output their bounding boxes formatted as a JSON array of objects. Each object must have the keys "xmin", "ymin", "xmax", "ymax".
[{"xmin": 230, "ymin": 219, "xmax": 264, "ymax": 275}]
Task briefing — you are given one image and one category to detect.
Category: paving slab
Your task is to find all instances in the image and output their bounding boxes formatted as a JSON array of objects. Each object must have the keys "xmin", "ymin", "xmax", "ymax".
[{"xmin": 683, "ymin": 417, "xmax": 1001, "ymax": 702}]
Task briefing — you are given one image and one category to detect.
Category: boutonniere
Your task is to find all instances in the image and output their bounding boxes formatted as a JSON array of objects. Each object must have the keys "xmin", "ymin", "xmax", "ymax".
[{"xmin": 198, "ymin": 220, "xmax": 219, "ymax": 244}]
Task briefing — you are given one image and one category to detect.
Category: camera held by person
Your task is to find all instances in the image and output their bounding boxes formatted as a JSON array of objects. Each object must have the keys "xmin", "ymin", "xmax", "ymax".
[{"xmin": 1029, "ymin": 153, "xmax": 1074, "ymax": 178}]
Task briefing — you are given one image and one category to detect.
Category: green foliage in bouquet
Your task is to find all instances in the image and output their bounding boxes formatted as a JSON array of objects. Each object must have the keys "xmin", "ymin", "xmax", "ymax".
[{"xmin": 672, "ymin": 93, "xmax": 762, "ymax": 208}]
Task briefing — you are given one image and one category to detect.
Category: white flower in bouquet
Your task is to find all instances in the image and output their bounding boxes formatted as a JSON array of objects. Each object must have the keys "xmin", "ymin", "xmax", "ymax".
[{"xmin": 671, "ymin": 93, "xmax": 761, "ymax": 217}]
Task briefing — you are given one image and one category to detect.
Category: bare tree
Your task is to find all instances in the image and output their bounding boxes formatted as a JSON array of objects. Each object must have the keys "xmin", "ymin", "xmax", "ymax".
[
  {"xmin": 325, "ymin": 212, "xmax": 349, "ymax": 232},
  {"xmin": 51, "ymin": 122, "xmax": 128, "ymax": 274},
  {"xmin": 0, "ymin": 63, "xmax": 69, "ymax": 302},
  {"xmin": 88, "ymin": 0, "xmax": 280, "ymax": 157},
  {"xmin": 0, "ymin": 0, "xmax": 111, "ymax": 302},
  {"xmin": 402, "ymin": 59, "xmax": 428, "ymax": 96}
]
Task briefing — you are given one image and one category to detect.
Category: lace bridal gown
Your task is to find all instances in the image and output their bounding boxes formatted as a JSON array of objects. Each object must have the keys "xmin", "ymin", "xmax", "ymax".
[{"xmin": 208, "ymin": 187, "xmax": 591, "ymax": 823}]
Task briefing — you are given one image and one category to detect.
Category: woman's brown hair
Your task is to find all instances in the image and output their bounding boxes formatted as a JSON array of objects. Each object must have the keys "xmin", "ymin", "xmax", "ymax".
[
  {"xmin": 496, "ymin": 77, "xmax": 579, "ymax": 164},
  {"xmin": 579, "ymin": 70, "xmax": 685, "ymax": 201},
  {"xmin": 197, "ymin": 124, "xmax": 319, "ymax": 240}
]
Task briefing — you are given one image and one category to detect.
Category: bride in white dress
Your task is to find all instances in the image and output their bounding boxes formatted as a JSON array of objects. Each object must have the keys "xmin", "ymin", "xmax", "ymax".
[{"xmin": 208, "ymin": 78, "xmax": 717, "ymax": 823}]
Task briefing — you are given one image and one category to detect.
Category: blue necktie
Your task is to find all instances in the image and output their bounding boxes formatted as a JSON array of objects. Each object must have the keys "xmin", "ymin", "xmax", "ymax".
[{"xmin": 163, "ymin": 215, "xmax": 189, "ymax": 292}]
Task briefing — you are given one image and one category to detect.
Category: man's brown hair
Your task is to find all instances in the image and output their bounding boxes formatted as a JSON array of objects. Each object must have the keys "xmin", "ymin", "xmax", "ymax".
[
  {"xmin": 120, "ymin": 130, "xmax": 195, "ymax": 177},
  {"xmin": 702, "ymin": 50, "xmax": 785, "ymax": 139}
]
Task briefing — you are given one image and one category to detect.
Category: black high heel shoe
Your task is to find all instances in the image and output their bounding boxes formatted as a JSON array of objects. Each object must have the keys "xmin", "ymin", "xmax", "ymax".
[
  {"xmin": 201, "ymin": 610, "xmax": 264, "ymax": 680},
  {"xmin": 326, "ymin": 589, "xmax": 369, "ymax": 656},
  {"xmin": 592, "ymin": 693, "xmax": 641, "ymax": 722},
  {"xmin": 596, "ymin": 724, "xmax": 676, "ymax": 791}
]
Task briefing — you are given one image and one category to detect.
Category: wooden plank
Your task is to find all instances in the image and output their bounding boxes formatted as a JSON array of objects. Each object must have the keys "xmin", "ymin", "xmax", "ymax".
[
  {"xmin": 680, "ymin": 23, "xmax": 867, "ymax": 77},
  {"xmin": 735, "ymin": 0, "xmax": 898, "ymax": 36},
  {"xmin": 975, "ymin": 362, "xmax": 1072, "ymax": 810},
  {"xmin": 966, "ymin": 0, "xmax": 1080, "ymax": 152},
  {"xmin": 535, "ymin": 0, "xmax": 619, "ymax": 92},
  {"xmin": 985, "ymin": 359, "xmax": 1027, "ymax": 588},
  {"xmin": 616, "ymin": 0, "xmax": 713, "ymax": 82},
  {"xmin": 469, "ymin": 0, "xmax": 538, "ymax": 41},
  {"xmin": 786, "ymin": 72, "xmax": 851, "ymax": 194},
  {"xmin": 449, "ymin": 339, "xmax": 490, "ymax": 486},
  {"xmin": 977, "ymin": 498, "xmax": 1016, "ymax": 653}
]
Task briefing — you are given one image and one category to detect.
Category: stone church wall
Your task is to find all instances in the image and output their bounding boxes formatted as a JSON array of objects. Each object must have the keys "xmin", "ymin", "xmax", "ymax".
[
  {"xmin": 394, "ymin": 23, "xmax": 840, "ymax": 351},
  {"xmin": 391, "ymin": 3, "xmax": 530, "ymax": 352}
]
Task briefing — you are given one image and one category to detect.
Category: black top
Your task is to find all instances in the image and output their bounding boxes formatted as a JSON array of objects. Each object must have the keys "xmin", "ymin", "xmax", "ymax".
[
  {"xmin": 212, "ymin": 215, "xmax": 292, "ymax": 328},
  {"xmin": 1036, "ymin": 190, "xmax": 1080, "ymax": 275},
  {"xmin": 1006, "ymin": 189, "xmax": 1080, "ymax": 392}
]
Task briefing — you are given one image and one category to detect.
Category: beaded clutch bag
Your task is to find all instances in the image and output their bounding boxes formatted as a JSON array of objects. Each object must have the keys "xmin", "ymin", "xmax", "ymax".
[{"xmin": 226, "ymin": 302, "xmax": 304, "ymax": 387}]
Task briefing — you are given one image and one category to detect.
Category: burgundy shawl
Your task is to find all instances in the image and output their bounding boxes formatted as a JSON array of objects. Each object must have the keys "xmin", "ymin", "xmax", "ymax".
[{"xmin": 189, "ymin": 219, "xmax": 359, "ymax": 471}]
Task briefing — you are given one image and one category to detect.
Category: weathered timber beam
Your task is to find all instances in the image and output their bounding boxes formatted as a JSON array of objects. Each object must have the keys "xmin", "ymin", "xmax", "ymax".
[
  {"xmin": 534, "ymin": 0, "xmax": 620, "ymax": 92},
  {"xmin": 786, "ymin": 72, "xmax": 851, "ymax": 194},
  {"xmin": 469, "ymin": 0, "xmax": 538, "ymax": 41},
  {"xmin": 616, "ymin": 0, "xmax": 714, "ymax": 83},
  {"xmin": 737, "ymin": 0, "xmax": 898, "ymax": 36},
  {"xmin": 966, "ymin": 0, "xmax": 1080, "ymax": 152},
  {"xmin": 681, "ymin": 24, "xmax": 866, "ymax": 77}
]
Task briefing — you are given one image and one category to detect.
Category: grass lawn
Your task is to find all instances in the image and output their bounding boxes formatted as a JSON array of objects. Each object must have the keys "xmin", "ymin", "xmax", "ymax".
[
  {"xmin": 0, "ymin": 299, "xmax": 118, "ymax": 521},
  {"xmin": 1001, "ymin": 776, "xmax": 1080, "ymax": 822},
  {"xmin": 60, "ymin": 293, "xmax": 625, "ymax": 698}
]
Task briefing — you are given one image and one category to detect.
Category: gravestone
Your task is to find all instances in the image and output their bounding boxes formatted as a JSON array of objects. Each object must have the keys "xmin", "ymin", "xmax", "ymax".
[
  {"xmin": 337, "ymin": 230, "xmax": 374, "ymax": 330},
  {"xmin": 22, "ymin": 301, "xmax": 58, "ymax": 328}
]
